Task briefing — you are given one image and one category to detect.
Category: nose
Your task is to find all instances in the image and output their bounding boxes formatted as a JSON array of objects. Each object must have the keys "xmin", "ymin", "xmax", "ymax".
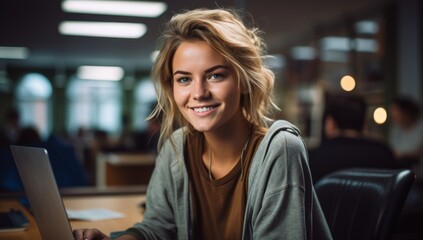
[{"xmin": 192, "ymin": 79, "xmax": 210, "ymax": 100}]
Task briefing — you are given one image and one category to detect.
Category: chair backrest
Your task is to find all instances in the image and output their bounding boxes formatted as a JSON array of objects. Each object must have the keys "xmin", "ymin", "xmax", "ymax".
[{"xmin": 315, "ymin": 168, "xmax": 414, "ymax": 240}]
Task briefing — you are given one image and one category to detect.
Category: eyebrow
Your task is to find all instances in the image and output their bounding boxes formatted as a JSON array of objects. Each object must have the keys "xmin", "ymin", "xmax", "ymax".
[{"xmin": 173, "ymin": 65, "xmax": 229, "ymax": 76}]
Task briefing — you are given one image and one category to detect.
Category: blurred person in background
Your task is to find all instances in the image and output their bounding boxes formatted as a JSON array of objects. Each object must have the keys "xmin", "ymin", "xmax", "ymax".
[
  {"xmin": 16, "ymin": 126, "xmax": 43, "ymax": 147},
  {"xmin": 309, "ymin": 93, "xmax": 396, "ymax": 183},
  {"xmin": 0, "ymin": 125, "xmax": 88, "ymax": 191},
  {"xmin": 389, "ymin": 96, "xmax": 423, "ymax": 174},
  {"xmin": 69, "ymin": 126, "xmax": 92, "ymax": 164},
  {"xmin": 116, "ymin": 113, "xmax": 136, "ymax": 151},
  {"xmin": 0, "ymin": 107, "xmax": 21, "ymax": 146}
]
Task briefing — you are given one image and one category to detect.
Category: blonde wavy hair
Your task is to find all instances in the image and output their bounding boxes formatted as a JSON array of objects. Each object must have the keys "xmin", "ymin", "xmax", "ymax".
[{"xmin": 149, "ymin": 8, "xmax": 278, "ymax": 149}]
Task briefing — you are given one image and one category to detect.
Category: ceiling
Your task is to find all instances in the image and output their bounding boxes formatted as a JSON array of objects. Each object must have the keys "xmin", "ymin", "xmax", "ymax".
[{"xmin": 0, "ymin": 0, "xmax": 395, "ymax": 72}]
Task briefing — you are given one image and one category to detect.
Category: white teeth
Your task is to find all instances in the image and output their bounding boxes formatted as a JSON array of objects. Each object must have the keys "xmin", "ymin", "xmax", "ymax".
[{"xmin": 193, "ymin": 106, "xmax": 215, "ymax": 113}]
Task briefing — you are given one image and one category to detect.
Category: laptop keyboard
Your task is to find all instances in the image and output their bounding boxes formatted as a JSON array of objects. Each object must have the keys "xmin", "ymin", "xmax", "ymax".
[{"xmin": 0, "ymin": 209, "xmax": 29, "ymax": 231}]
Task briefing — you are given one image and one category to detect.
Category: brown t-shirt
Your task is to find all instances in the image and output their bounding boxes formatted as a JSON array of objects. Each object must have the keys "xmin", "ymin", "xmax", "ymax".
[{"xmin": 185, "ymin": 127, "xmax": 265, "ymax": 240}]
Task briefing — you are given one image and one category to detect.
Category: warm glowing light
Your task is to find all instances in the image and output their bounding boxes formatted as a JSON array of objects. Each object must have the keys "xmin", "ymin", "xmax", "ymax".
[
  {"xmin": 340, "ymin": 75, "xmax": 356, "ymax": 91},
  {"xmin": 373, "ymin": 107, "xmax": 387, "ymax": 124}
]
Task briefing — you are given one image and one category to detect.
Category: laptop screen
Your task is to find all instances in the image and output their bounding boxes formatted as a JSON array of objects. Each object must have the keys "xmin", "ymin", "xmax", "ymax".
[{"xmin": 10, "ymin": 145, "xmax": 74, "ymax": 240}]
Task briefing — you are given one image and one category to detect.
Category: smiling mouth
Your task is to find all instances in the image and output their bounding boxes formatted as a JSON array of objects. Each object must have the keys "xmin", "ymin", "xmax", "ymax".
[{"xmin": 191, "ymin": 105, "xmax": 219, "ymax": 113}]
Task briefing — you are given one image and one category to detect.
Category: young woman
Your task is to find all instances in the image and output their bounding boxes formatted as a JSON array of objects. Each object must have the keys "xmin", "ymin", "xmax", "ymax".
[{"xmin": 73, "ymin": 8, "xmax": 332, "ymax": 240}]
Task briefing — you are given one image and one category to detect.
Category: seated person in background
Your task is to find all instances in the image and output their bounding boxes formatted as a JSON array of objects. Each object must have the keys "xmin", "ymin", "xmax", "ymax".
[
  {"xmin": 389, "ymin": 96, "xmax": 423, "ymax": 170},
  {"xmin": 309, "ymin": 94, "xmax": 396, "ymax": 184},
  {"xmin": 44, "ymin": 133, "xmax": 89, "ymax": 187},
  {"xmin": 115, "ymin": 114, "xmax": 136, "ymax": 151},
  {"xmin": 0, "ymin": 107, "xmax": 21, "ymax": 145},
  {"xmin": 0, "ymin": 126, "xmax": 43, "ymax": 191},
  {"xmin": 15, "ymin": 126, "xmax": 43, "ymax": 147},
  {"xmin": 0, "ymin": 126, "xmax": 88, "ymax": 191}
]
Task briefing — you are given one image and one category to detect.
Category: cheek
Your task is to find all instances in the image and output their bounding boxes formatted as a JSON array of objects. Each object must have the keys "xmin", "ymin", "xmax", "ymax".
[
  {"xmin": 172, "ymin": 89, "xmax": 181, "ymax": 107},
  {"xmin": 173, "ymin": 87, "xmax": 188, "ymax": 107},
  {"xmin": 224, "ymin": 85, "xmax": 242, "ymax": 105}
]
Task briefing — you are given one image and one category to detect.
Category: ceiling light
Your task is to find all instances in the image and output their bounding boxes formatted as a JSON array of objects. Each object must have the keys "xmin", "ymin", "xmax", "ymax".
[
  {"xmin": 291, "ymin": 46, "xmax": 316, "ymax": 60},
  {"xmin": 355, "ymin": 20, "xmax": 379, "ymax": 35},
  {"xmin": 59, "ymin": 21, "xmax": 146, "ymax": 38},
  {"xmin": 77, "ymin": 66, "xmax": 124, "ymax": 81},
  {"xmin": 0, "ymin": 46, "xmax": 29, "ymax": 59},
  {"xmin": 355, "ymin": 38, "xmax": 378, "ymax": 53},
  {"xmin": 320, "ymin": 36, "xmax": 377, "ymax": 53},
  {"xmin": 320, "ymin": 37, "xmax": 352, "ymax": 51},
  {"xmin": 62, "ymin": 0, "xmax": 167, "ymax": 18}
]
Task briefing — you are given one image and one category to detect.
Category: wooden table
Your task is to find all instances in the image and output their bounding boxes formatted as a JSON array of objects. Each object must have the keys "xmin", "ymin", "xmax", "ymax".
[
  {"xmin": 96, "ymin": 152, "xmax": 156, "ymax": 187},
  {"xmin": 0, "ymin": 194, "xmax": 145, "ymax": 240}
]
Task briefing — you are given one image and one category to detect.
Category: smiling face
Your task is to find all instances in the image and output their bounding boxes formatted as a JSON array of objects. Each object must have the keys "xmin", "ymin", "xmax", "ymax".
[{"xmin": 172, "ymin": 40, "xmax": 244, "ymax": 133}]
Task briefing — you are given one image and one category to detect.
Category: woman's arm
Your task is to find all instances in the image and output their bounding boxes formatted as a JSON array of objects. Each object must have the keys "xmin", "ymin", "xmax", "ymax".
[{"xmin": 245, "ymin": 121, "xmax": 332, "ymax": 239}]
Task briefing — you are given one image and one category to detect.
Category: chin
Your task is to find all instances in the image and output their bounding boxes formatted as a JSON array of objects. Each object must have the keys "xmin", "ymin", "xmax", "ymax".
[
  {"xmin": 192, "ymin": 125, "xmax": 212, "ymax": 133},
  {"xmin": 189, "ymin": 121, "xmax": 216, "ymax": 133}
]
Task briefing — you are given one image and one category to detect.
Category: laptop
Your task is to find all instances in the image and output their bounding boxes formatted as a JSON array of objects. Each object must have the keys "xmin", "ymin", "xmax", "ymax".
[{"xmin": 10, "ymin": 145, "xmax": 74, "ymax": 240}]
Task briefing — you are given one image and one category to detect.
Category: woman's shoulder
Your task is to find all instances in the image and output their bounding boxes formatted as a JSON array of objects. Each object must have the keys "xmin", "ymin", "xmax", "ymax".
[
  {"xmin": 265, "ymin": 120, "xmax": 304, "ymax": 147},
  {"xmin": 253, "ymin": 120, "xmax": 307, "ymax": 161},
  {"xmin": 249, "ymin": 120, "xmax": 309, "ymax": 190},
  {"xmin": 156, "ymin": 128, "xmax": 187, "ymax": 162},
  {"xmin": 268, "ymin": 120, "xmax": 301, "ymax": 135},
  {"xmin": 162, "ymin": 128, "xmax": 186, "ymax": 147}
]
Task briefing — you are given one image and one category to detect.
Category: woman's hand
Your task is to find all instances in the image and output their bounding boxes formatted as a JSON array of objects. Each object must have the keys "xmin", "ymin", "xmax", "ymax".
[{"xmin": 73, "ymin": 228, "xmax": 109, "ymax": 240}]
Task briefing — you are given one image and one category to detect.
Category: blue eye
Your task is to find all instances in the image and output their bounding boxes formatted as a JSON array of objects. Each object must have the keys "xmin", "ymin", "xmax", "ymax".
[
  {"xmin": 177, "ymin": 77, "xmax": 190, "ymax": 84},
  {"xmin": 209, "ymin": 73, "xmax": 223, "ymax": 80}
]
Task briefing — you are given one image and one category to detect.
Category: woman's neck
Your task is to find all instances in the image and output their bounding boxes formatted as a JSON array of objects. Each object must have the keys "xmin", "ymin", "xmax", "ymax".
[{"xmin": 203, "ymin": 117, "xmax": 252, "ymax": 164}]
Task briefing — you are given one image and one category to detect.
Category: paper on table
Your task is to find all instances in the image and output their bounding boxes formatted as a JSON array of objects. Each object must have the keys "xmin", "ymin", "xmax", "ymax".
[{"xmin": 66, "ymin": 208, "xmax": 125, "ymax": 221}]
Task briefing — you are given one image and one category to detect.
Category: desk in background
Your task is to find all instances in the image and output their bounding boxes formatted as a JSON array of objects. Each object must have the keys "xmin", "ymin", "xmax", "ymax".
[
  {"xmin": 96, "ymin": 152, "xmax": 156, "ymax": 187},
  {"xmin": 0, "ymin": 191, "xmax": 145, "ymax": 240}
]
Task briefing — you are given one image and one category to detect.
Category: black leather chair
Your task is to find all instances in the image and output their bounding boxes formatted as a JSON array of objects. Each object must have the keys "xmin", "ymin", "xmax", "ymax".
[{"xmin": 314, "ymin": 168, "xmax": 414, "ymax": 240}]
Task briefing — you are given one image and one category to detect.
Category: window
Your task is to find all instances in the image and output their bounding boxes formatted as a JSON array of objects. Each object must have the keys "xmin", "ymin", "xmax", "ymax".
[
  {"xmin": 16, "ymin": 73, "xmax": 52, "ymax": 138},
  {"xmin": 133, "ymin": 78, "xmax": 156, "ymax": 131},
  {"xmin": 67, "ymin": 77, "xmax": 122, "ymax": 134}
]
